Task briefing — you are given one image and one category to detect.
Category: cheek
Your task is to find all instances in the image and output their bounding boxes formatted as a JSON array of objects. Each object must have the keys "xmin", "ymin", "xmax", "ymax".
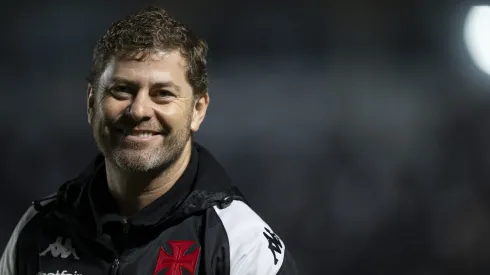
[
  {"xmin": 98, "ymin": 97, "xmax": 127, "ymax": 121},
  {"xmin": 155, "ymin": 103, "xmax": 192, "ymax": 126}
]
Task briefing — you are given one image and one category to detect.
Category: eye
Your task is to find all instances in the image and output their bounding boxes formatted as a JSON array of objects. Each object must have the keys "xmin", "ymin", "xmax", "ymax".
[
  {"xmin": 155, "ymin": 90, "xmax": 175, "ymax": 98},
  {"xmin": 109, "ymin": 85, "xmax": 133, "ymax": 99},
  {"xmin": 112, "ymin": 86, "xmax": 131, "ymax": 93}
]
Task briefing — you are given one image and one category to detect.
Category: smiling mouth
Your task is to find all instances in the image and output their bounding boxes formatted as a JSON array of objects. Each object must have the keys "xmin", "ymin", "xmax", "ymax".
[{"xmin": 116, "ymin": 129, "xmax": 161, "ymax": 138}]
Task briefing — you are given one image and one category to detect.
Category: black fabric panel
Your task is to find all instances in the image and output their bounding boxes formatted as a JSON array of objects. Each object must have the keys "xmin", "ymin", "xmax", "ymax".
[
  {"xmin": 200, "ymin": 208, "xmax": 230, "ymax": 275},
  {"xmin": 276, "ymin": 249, "xmax": 300, "ymax": 275},
  {"xmin": 15, "ymin": 209, "xmax": 46, "ymax": 275}
]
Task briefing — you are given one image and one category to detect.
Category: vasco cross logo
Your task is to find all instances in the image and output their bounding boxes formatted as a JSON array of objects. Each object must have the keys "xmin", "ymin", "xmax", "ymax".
[
  {"xmin": 263, "ymin": 227, "xmax": 283, "ymax": 265},
  {"xmin": 39, "ymin": 237, "xmax": 80, "ymax": 260},
  {"xmin": 153, "ymin": 240, "xmax": 201, "ymax": 275}
]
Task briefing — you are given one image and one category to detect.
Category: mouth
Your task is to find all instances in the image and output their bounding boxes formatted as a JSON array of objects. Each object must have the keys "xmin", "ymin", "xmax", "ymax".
[{"xmin": 115, "ymin": 128, "xmax": 162, "ymax": 142}]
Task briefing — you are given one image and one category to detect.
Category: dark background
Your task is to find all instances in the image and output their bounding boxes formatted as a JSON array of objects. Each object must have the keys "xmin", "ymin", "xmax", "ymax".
[{"xmin": 2, "ymin": 0, "xmax": 490, "ymax": 274}]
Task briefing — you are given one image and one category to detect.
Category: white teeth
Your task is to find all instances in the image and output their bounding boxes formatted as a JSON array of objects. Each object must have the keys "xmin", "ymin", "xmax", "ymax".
[{"xmin": 132, "ymin": 132, "xmax": 153, "ymax": 137}]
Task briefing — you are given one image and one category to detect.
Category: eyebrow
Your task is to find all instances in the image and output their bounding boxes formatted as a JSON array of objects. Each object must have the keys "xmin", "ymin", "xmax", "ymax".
[{"xmin": 110, "ymin": 76, "xmax": 182, "ymax": 92}]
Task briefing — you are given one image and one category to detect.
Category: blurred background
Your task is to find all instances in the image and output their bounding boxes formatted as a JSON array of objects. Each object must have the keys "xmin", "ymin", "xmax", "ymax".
[{"xmin": 2, "ymin": 0, "xmax": 490, "ymax": 274}]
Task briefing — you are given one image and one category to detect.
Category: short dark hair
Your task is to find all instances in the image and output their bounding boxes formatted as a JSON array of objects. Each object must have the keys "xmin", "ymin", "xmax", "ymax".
[{"xmin": 87, "ymin": 6, "xmax": 208, "ymax": 96}]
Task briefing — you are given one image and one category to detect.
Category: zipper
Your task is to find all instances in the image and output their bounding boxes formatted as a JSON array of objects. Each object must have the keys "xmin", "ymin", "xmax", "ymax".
[
  {"xmin": 109, "ymin": 216, "xmax": 132, "ymax": 275},
  {"xmin": 110, "ymin": 258, "xmax": 120, "ymax": 275},
  {"xmin": 122, "ymin": 217, "xmax": 130, "ymax": 234},
  {"xmin": 110, "ymin": 217, "xmax": 130, "ymax": 275}
]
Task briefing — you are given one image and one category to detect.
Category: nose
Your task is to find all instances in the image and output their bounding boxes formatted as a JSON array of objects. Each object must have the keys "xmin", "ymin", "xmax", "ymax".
[{"xmin": 127, "ymin": 91, "xmax": 153, "ymax": 121}]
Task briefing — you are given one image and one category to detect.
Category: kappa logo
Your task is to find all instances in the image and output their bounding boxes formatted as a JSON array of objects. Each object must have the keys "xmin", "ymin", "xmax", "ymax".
[
  {"xmin": 263, "ymin": 227, "xmax": 283, "ymax": 265},
  {"xmin": 153, "ymin": 240, "xmax": 201, "ymax": 275},
  {"xmin": 39, "ymin": 237, "xmax": 80, "ymax": 260}
]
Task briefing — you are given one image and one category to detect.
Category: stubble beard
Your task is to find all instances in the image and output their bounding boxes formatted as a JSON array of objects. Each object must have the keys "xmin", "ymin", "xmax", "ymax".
[{"xmin": 93, "ymin": 116, "xmax": 192, "ymax": 174}]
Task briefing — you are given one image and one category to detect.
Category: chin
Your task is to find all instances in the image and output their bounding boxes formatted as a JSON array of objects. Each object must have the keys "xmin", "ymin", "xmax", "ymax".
[
  {"xmin": 112, "ymin": 151, "xmax": 163, "ymax": 172},
  {"xmin": 101, "ymin": 135, "xmax": 190, "ymax": 173}
]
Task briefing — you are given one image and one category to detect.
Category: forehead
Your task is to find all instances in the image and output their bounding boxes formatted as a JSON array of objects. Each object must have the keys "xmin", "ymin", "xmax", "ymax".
[{"xmin": 100, "ymin": 50, "xmax": 189, "ymax": 86}]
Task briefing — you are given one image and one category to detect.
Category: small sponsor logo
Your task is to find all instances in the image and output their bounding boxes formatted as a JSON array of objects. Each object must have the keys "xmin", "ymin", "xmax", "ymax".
[
  {"xmin": 263, "ymin": 227, "xmax": 283, "ymax": 265},
  {"xmin": 37, "ymin": 271, "xmax": 82, "ymax": 275},
  {"xmin": 40, "ymin": 237, "xmax": 80, "ymax": 260}
]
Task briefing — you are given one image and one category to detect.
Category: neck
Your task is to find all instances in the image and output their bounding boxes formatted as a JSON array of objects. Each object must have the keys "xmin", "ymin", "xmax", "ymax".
[{"xmin": 105, "ymin": 141, "xmax": 193, "ymax": 217}]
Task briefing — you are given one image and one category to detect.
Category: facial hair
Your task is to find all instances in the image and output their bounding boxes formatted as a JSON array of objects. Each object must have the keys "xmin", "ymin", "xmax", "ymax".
[{"xmin": 92, "ymin": 108, "xmax": 193, "ymax": 174}]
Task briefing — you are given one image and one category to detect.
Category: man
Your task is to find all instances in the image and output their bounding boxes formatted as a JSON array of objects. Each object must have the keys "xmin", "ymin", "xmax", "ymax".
[{"xmin": 0, "ymin": 6, "xmax": 297, "ymax": 275}]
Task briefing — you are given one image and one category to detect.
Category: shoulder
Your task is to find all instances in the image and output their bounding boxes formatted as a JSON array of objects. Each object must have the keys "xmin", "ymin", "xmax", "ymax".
[
  {"xmin": 6, "ymin": 194, "xmax": 56, "ymax": 238},
  {"xmin": 0, "ymin": 196, "xmax": 54, "ymax": 274},
  {"xmin": 0, "ymin": 202, "xmax": 44, "ymax": 275},
  {"xmin": 7, "ymin": 194, "xmax": 55, "ymax": 242},
  {"xmin": 212, "ymin": 200, "xmax": 287, "ymax": 274}
]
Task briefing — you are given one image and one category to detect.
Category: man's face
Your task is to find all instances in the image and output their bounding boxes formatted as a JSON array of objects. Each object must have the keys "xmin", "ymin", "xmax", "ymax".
[{"xmin": 87, "ymin": 50, "xmax": 209, "ymax": 172}]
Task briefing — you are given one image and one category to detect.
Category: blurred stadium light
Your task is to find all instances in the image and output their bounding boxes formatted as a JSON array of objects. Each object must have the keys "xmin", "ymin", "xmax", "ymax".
[{"xmin": 464, "ymin": 5, "xmax": 490, "ymax": 76}]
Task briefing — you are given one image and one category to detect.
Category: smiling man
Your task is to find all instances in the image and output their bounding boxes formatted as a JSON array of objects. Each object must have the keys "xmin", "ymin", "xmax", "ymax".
[{"xmin": 0, "ymin": 6, "xmax": 297, "ymax": 275}]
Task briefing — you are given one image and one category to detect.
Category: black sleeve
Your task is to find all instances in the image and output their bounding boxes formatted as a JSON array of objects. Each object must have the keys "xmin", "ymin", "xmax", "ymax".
[
  {"xmin": 276, "ymin": 249, "xmax": 299, "ymax": 275},
  {"xmin": 0, "ymin": 206, "xmax": 38, "ymax": 275}
]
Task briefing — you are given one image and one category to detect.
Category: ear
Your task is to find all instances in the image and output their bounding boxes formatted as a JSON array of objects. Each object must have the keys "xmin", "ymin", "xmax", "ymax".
[
  {"xmin": 190, "ymin": 92, "xmax": 210, "ymax": 132},
  {"xmin": 87, "ymin": 84, "xmax": 95, "ymax": 126}
]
